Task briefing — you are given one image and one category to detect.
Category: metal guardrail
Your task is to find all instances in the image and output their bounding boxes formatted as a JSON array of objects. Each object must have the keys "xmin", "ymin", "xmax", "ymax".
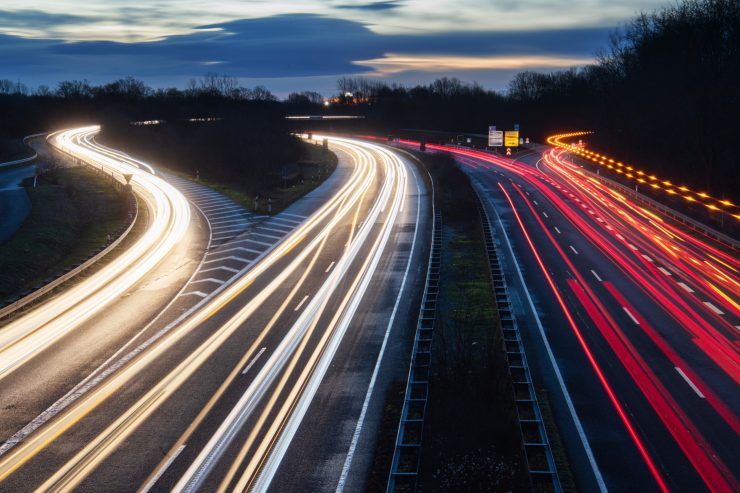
[
  {"xmin": 0, "ymin": 132, "xmax": 47, "ymax": 169},
  {"xmin": 475, "ymin": 191, "xmax": 562, "ymax": 493},
  {"xmin": 0, "ymin": 141, "xmax": 139, "ymax": 320},
  {"xmin": 557, "ymin": 150, "xmax": 739, "ymax": 251},
  {"xmin": 386, "ymin": 208, "xmax": 441, "ymax": 493}
]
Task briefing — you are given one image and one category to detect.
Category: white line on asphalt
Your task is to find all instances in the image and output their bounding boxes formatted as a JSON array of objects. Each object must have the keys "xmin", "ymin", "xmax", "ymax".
[
  {"xmin": 203, "ymin": 255, "xmax": 251, "ymax": 264},
  {"xmin": 141, "ymin": 444, "xmax": 186, "ymax": 493},
  {"xmin": 554, "ymin": 227, "xmax": 561, "ymax": 234},
  {"xmin": 623, "ymin": 306, "xmax": 640, "ymax": 325},
  {"xmin": 190, "ymin": 278, "xmax": 225, "ymax": 285},
  {"xmin": 616, "ymin": 234, "xmax": 625, "ymax": 241},
  {"xmin": 675, "ymin": 367, "xmax": 705, "ymax": 398},
  {"xmin": 591, "ymin": 270, "xmax": 602, "ymax": 282},
  {"xmin": 533, "ymin": 200, "xmax": 538, "ymax": 205},
  {"xmin": 628, "ymin": 243, "xmax": 638, "ymax": 251},
  {"xmin": 542, "ymin": 212, "xmax": 549, "ymax": 218},
  {"xmin": 294, "ymin": 295, "xmax": 309, "ymax": 311},
  {"xmin": 478, "ymin": 183, "xmax": 607, "ymax": 493},
  {"xmin": 641, "ymin": 254, "xmax": 653, "ymax": 262},
  {"xmin": 703, "ymin": 301, "xmax": 724, "ymax": 315},
  {"xmin": 658, "ymin": 267, "xmax": 672, "ymax": 276},
  {"xmin": 570, "ymin": 245, "xmax": 579, "ymax": 255},
  {"xmin": 242, "ymin": 347, "xmax": 267, "ymax": 375},
  {"xmin": 180, "ymin": 291, "xmax": 207, "ymax": 298},
  {"xmin": 199, "ymin": 266, "xmax": 239, "ymax": 274},
  {"xmin": 677, "ymin": 282, "xmax": 694, "ymax": 293},
  {"xmin": 325, "ymin": 261, "xmax": 335, "ymax": 273},
  {"xmin": 336, "ymin": 165, "xmax": 422, "ymax": 493}
]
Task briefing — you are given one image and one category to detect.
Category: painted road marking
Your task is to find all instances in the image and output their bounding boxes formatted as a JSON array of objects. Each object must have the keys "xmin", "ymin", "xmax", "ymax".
[
  {"xmin": 591, "ymin": 270, "xmax": 602, "ymax": 282},
  {"xmin": 641, "ymin": 255, "xmax": 653, "ymax": 262},
  {"xmin": 658, "ymin": 267, "xmax": 672, "ymax": 276},
  {"xmin": 325, "ymin": 261, "xmax": 335, "ymax": 273},
  {"xmin": 677, "ymin": 282, "xmax": 694, "ymax": 293},
  {"xmin": 554, "ymin": 227, "xmax": 561, "ymax": 234},
  {"xmin": 181, "ymin": 291, "xmax": 207, "ymax": 298},
  {"xmin": 141, "ymin": 444, "xmax": 186, "ymax": 493},
  {"xmin": 191, "ymin": 278, "xmax": 225, "ymax": 285},
  {"xmin": 569, "ymin": 245, "xmax": 579, "ymax": 255},
  {"xmin": 242, "ymin": 347, "xmax": 267, "ymax": 375},
  {"xmin": 675, "ymin": 367, "xmax": 705, "ymax": 398},
  {"xmin": 294, "ymin": 295, "xmax": 309, "ymax": 311},
  {"xmin": 542, "ymin": 212, "xmax": 549, "ymax": 218},
  {"xmin": 628, "ymin": 244, "xmax": 638, "ymax": 251},
  {"xmin": 703, "ymin": 301, "xmax": 724, "ymax": 315},
  {"xmin": 623, "ymin": 307, "xmax": 640, "ymax": 325}
]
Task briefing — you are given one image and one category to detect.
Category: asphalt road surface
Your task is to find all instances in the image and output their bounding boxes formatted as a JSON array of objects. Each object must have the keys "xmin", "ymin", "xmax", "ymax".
[
  {"xmin": 385, "ymin": 139, "xmax": 738, "ymax": 493},
  {"xmin": 0, "ymin": 133, "xmax": 431, "ymax": 493}
]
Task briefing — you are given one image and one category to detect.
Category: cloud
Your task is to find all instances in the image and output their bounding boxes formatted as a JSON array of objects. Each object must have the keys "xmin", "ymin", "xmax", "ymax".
[
  {"xmin": 0, "ymin": 13, "xmax": 611, "ymax": 90},
  {"xmin": 335, "ymin": 1, "xmax": 403, "ymax": 11},
  {"xmin": 355, "ymin": 53, "xmax": 595, "ymax": 75}
]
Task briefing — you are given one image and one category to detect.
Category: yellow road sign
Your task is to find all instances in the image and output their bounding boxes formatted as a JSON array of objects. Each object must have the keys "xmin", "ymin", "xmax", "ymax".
[{"xmin": 505, "ymin": 130, "xmax": 519, "ymax": 147}]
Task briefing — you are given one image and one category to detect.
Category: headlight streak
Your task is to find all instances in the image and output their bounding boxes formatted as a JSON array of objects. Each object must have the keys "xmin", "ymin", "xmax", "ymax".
[
  {"xmin": 0, "ymin": 126, "xmax": 190, "ymax": 382},
  {"xmin": 0, "ymin": 136, "xmax": 373, "ymax": 485},
  {"xmin": 1, "ymin": 137, "xmax": 409, "ymax": 493},
  {"xmin": 173, "ymin": 139, "xmax": 408, "ymax": 493}
]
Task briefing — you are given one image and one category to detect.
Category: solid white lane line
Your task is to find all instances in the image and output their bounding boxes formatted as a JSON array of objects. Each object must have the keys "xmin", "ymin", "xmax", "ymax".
[
  {"xmin": 677, "ymin": 282, "xmax": 694, "ymax": 293},
  {"xmin": 554, "ymin": 227, "xmax": 561, "ymax": 234},
  {"xmin": 203, "ymin": 255, "xmax": 251, "ymax": 264},
  {"xmin": 591, "ymin": 270, "xmax": 602, "ymax": 282},
  {"xmin": 199, "ymin": 266, "xmax": 239, "ymax": 274},
  {"xmin": 675, "ymin": 367, "xmax": 705, "ymax": 398},
  {"xmin": 623, "ymin": 307, "xmax": 640, "ymax": 325},
  {"xmin": 140, "ymin": 444, "xmax": 186, "ymax": 493},
  {"xmin": 294, "ymin": 295, "xmax": 309, "ymax": 312},
  {"xmin": 325, "ymin": 261, "xmax": 335, "ymax": 273},
  {"xmin": 658, "ymin": 267, "xmax": 672, "ymax": 276},
  {"xmin": 703, "ymin": 301, "xmax": 724, "ymax": 315},
  {"xmin": 481, "ymin": 188, "xmax": 607, "ymax": 492},
  {"xmin": 242, "ymin": 347, "xmax": 267, "ymax": 375},
  {"xmin": 570, "ymin": 245, "xmax": 579, "ymax": 255}
]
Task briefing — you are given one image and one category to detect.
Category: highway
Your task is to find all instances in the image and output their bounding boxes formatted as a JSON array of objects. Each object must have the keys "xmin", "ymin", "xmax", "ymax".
[
  {"xmin": 381, "ymin": 137, "xmax": 738, "ymax": 493},
  {"xmin": 0, "ymin": 133, "xmax": 431, "ymax": 492}
]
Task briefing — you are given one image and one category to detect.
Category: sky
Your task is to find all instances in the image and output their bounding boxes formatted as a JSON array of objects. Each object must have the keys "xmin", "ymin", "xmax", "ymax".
[{"xmin": 0, "ymin": 1, "xmax": 667, "ymax": 95}]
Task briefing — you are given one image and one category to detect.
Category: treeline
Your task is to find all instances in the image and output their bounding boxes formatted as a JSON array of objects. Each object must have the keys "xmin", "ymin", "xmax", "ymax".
[{"xmin": 326, "ymin": 0, "xmax": 739, "ymax": 198}]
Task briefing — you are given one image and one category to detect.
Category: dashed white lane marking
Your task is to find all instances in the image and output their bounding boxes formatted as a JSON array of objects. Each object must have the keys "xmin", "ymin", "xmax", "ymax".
[
  {"xmin": 554, "ymin": 227, "xmax": 561, "ymax": 234},
  {"xmin": 325, "ymin": 261, "xmax": 335, "ymax": 273},
  {"xmin": 542, "ymin": 212, "xmax": 549, "ymax": 218},
  {"xmin": 703, "ymin": 301, "xmax": 724, "ymax": 315},
  {"xmin": 569, "ymin": 245, "xmax": 579, "ymax": 255},
  {"xmin": 641, "ymin": 254, "xmax": 653, "ymax": 262},
  {"xmin": 623, "ymin": 306, "xmax": 640, "ymax": 325},
  {"xmin": 242, "ymin": 347, "xmax": 267, "ymax": 375},
  {"xmin": 294, "ymin": 295, "xmax": 309, "ymax": 311},
  {"xmin": 591, "ymin": 270, "xmax": 603, "ymax": 282},
  {"xmin": 190, "ymin": 278, "xmax": 225, "ymax": 285},
  {"xmin": 140, "ymin": 444, "xmax": 186, "ymax": 493},
  {"xmin": 606, "ymin": 225, "xmax": 614, "ymax": 231},
  {"xmin": 675, "ymin": 367, "xmax": 705, "ymax": 398},
  {"xmin": 677, "ymin": 282, "xmax": 694, "ymax": 293},
  {"xmin": 628, "ymin": 243, "xmax": 638, "ymax": 251},
  {"xmin": 616, "ymin": 234, "xmax": 625, "ymax": 241},
  {"xmin": 658, "ymin": 267, "xmax": 672, "ymax": 276},
  {"xmin": 533, "ymin": 200, "xmax": 539, "ymax": 205},
  {"xmin": 596, "ymin": 217, "xmax": 604, "ymax": 223}
]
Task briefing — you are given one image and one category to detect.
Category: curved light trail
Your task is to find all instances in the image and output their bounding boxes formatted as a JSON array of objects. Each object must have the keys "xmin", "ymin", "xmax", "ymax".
[
  {"xmin": 0, "ymin": 126, "xmax": 190, "ymax": 381},
  {"xmin": 372, "ymin": 135, "xmax": 738, "ymax": 493},
  {"xmin": 0, "ymin": 136, "xmax": 418, "ymax": 493}
]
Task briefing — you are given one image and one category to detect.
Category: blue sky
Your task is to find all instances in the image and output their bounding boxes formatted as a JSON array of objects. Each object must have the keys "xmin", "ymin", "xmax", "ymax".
[{"xmin": 0, "ymin": 1, "xmax": 666, "ymax": 94}]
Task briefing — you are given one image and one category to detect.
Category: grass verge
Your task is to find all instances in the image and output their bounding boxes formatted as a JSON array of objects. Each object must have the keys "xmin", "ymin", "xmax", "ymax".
[
  {"xmin": 417, "ymin": 153, "xmax": 530, "ymax": 492},
  {"xmin": 0, "ymin": 165, "xmax": 130, "ymax": 303}
]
